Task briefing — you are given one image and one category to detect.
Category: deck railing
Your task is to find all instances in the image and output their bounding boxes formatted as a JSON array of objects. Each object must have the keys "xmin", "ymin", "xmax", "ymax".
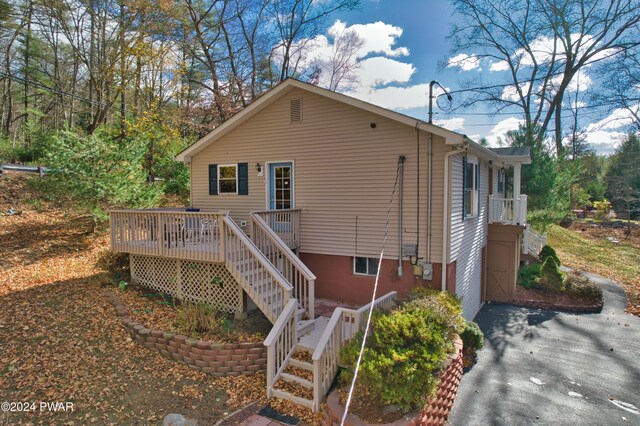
[
  {"xmin": 264, "ymin": 299, "xmax": 298, "ymax": 398},
  {"xmin": 110, "ymin": 209, "xmax": 226, "ymax": 262},
  {"xmin": 311, "ymin": 291, "xmax": 397, "ymax": 412},
  {"xmin": 251, "ymin": 213, "xmax": 315, "ymax": 319},
  {"xmin": 222, "ymin": 216, "xmax": 292, "ymax": 323},
  {"xmin": 253, "ymin": 209, "xmax": 301, "ymax": 249},
  {"xmin": 523, "ymin": 225, "xmax": 547, "ymax": 257},
  {"xmin": 488, "ymin": 194, "xmax": 528, "ymax": 226}
]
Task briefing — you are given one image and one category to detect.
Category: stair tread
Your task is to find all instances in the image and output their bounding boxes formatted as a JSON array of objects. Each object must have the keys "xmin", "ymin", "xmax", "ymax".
[
  {"xmin": 289, "ymin": 357, "xmax": 313, "ymax": 371},
  {"xmin": 271, "ymin": 388, "xmax": 314, "ymax": 409},
  {"xmin": 280, "ymin": 372, "xmax": 313, "ymax": 389}
]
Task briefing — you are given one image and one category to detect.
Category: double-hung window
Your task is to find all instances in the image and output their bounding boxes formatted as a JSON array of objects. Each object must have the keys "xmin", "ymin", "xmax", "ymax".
[
  {"xmin": 218, "ymin": 165, "xmax": 238, "ymax": 194},
  {"xmin": 464, "ymin": 157, "xmax": 479, "ymax": 219}
]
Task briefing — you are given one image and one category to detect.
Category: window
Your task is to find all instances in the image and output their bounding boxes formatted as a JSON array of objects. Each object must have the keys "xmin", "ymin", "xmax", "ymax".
[
  {"xmin": 497, "ymin": 169, "xmax": 505, "ymax": 194},
  {"xmin": 464, "ymin": 158, "xmax": 479, "ymax": 218},
  {"xmin": 354, "ymin": 256, "xmax": 379, "ymax": 276},
  {"xmin": 218, "ymin": 165, "xmax": 237, "ymax": 194}
]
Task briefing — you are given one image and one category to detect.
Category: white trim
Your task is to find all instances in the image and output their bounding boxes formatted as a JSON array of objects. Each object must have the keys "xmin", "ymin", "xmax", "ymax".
[
  {"xmin": 353, "ymin": 256, "xmax": 379, "ymax": 276},
  {"xmin": 218, "ymin": 163, "xmax": 238, "ymax": 195},
  {"xmin": 264, "ymin": 160, "xmax": 295, "ymax": 210}
]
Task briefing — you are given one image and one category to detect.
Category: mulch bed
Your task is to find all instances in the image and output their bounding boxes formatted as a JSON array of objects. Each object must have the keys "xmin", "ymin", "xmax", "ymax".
[
  {"xmin": 513, "ymin": 286, "xmax": 603, "ymax": 313},
  {"xmin": 117, "ymin": 285, "xmax": 272, "ymax": 344}
]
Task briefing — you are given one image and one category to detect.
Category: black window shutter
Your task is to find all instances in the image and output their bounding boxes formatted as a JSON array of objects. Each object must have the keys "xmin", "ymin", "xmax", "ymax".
[
  {"xmin": 237, "ymin": 163, "xmax": 249, "ymax": 195},
  {"xmin": 462, "ymin": 156, "xmax": 467, "ymax": 220},
  {"xmin": 208, "ymin": 164, "xmax": 218, "ymax": 195}
]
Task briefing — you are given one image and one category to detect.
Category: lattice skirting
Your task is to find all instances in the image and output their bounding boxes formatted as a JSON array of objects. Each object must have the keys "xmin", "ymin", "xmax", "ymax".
[{"xmin": 130, "ymin": 255, "xmax": 244, "ymax": 313}]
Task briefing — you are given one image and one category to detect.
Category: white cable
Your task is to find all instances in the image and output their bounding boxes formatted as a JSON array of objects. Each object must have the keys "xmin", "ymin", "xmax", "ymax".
[{"xmin": 341, "ymin": 157, "xmax": 403, "ymax": 425}]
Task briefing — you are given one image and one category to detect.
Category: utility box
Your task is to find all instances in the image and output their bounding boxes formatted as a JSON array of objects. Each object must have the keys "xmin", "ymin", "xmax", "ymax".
[
  {"xmin": 422, "ymin": 262, "xmax": 433, "ymax": 280},
  {"xmin": 403, "ymin": 243, "xmax": 417, "ymax": 257}
]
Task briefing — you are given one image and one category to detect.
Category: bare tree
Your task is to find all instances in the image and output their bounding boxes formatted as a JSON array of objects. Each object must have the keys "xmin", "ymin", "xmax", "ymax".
[
  {"xmin": 320, "ymin": 26, "xmax": 363, "ymax": 91},
  {"xmin": 447, "ymin": 0, "xmax": 640, "ymax": 155}
]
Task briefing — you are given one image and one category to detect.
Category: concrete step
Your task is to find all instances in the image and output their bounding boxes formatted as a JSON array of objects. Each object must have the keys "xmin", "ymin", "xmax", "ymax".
[
  {"xmin": 270, "ymin": 388, "xmax": 314, "ymax": 410},
  {"xmin": 280, "ymin": 372, "xmax": 313, "ymax": 389}
]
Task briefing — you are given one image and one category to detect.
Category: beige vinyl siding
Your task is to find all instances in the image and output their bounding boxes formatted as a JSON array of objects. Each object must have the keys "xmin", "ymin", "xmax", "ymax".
[
  {"xmin": 449, "ymin": 155, "xmax": 489, "ymax": 320},
  {"xmin": 191, "ymin": 88, "xmax": 447, "ymax": 263}
]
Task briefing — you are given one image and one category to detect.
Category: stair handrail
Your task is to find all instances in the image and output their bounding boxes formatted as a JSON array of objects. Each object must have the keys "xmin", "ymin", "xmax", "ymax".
[
  {"xmin": 264, "ymin": 299, "xmax": 299, "ymax": 398},
  {"xmin": 250, "ymin": 212, "xmax": 316, "ymax": 318},
  {"xmin": 310, "ymin": 291, "xmax": 397, "ymax": 412},
  {"xmin": 222, "ymin": 216, "xmax": 292, "ymax": 322}
]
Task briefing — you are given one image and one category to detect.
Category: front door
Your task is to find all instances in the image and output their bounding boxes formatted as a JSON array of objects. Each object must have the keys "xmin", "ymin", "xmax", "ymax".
[{"xmin": 269, "ymin": 162, "xmax": 293, "ymax": 210}]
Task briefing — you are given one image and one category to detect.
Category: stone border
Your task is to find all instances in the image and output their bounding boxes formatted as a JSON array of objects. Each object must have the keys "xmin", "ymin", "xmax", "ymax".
[
  {"xmin": 324, "ymin": 338, "xmax": 464, "ymax": 426},
  {"xmin": 106, "ymin": 290, "xmax": 267, "ymax": 377},
  {"xmin": 510, "ymin": 298, "xmax": 603, "ymax": 313}
]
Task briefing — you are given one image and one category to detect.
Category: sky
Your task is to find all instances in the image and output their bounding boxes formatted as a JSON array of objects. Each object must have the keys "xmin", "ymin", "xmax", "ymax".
[{"xmin": 298, "ymin": 0, "xmax": 637, "ymax": 155}]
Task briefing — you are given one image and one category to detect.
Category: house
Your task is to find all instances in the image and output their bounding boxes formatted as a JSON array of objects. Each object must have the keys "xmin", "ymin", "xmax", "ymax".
[{"xmin": 109, "ymin": 78, "xmax": 544, "ymax": 410}]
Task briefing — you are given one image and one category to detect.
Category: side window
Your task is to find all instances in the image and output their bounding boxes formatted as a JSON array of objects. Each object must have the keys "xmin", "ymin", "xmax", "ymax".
[
  {"xmin": 464, "ymin": 158, "xmax": 479, "ymax": 219},
  {"xmin": 354, "ymin": 257, "xmax": 379, "ymax": 276}
]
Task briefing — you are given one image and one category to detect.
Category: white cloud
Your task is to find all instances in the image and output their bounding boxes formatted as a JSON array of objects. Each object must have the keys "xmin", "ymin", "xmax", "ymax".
[
  {"xmin": 585, "ymin": 130, "xmax": 626, "ymax": 152},
  {"xmin": 447, "ymin": 53, "xmax": 482, "ymax": 71},
  {"xmin": 490, "ymin": 60, "xmax": 509, "ymax": 72},
  {"xmin": 344, "ymin": 21, "xmax": 410, "ymax": 58},
  {"xmin": 433, "ymin": 117, "xmax": 465, "ymax": 132},
  {"xmin": 587, "ymin": 106, "xmax": 640, "ymax": 131},
  {"xmin": 500, "ymin": 82, "xmax": 530, "ymax": 102},
  {"xmin": 358, "ymin": 56, "xmax": 415, "ymax": 87},
  {"xmin": 485, "ymin": 117, "xmax": 524, "ymax": 146},
  {"xmin": 347, "ymin": 83, "xmax": 431, "ymax": 110}
]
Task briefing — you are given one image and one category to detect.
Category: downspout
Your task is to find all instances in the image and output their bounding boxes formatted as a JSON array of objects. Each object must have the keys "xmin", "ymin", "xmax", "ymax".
[
  {"xmin": 398, "ymin": 155, "xmax": 406, "ymax": 277},
  {"xmin": 427, "ymin": 132, "xmax": 433, "ymax": 264},
  {"xmin": 441, "ymin": 146, "xmax": 465, "ymax": 292}
]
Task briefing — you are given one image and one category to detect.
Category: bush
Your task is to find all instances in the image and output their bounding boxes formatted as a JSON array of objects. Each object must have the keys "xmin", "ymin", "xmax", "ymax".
[
  {"xmin": 518, "ymin": 263, "xmax": 542, "ymax": 289},
  {"xmin": 403, "ymin": 288, "xmax": 466, "ymax": 339},
  {"xmin": 539, "ymin": 245, "xmax": 561, "ymax": 266},
  {"xmin": 340, "ymin": 290, "xmax": 464, "ymax": 410},
  {"xmin": 564, "ymin": 272, "xmax": 603, "ymax": 302},
  {"xmin": 461, "ymin": 321, "xmax": 484, "ymax": 351},
  {"xmin": 174, "ymin": 302, "xmax": 229, "ymax": 336},
  {"xmin": 537, "ymin": 257, "xmax": 565, "ymax": 292}
]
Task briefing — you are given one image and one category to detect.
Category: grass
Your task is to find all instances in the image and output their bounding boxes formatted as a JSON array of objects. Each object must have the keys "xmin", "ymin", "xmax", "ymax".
[{"xmin": 547, "ymin": 224, "xmax": 640, "ymax": 314}]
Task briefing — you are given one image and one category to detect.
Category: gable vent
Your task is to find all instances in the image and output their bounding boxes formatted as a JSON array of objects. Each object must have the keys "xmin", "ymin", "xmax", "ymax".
[{"xmin": 290, "ymin": 98, "xmax": 302, "ymax": 122}]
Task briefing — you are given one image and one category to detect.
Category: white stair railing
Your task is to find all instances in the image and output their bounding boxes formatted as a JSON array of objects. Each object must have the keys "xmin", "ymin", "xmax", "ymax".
[
  {"xmin": 310, "ymin": 291, "xmax": 397, "ymax": 412},
  {"xmin": 222, "ymin": 216, "xmax": 292, "ymax": 323},
  {"xmin": 523, "ymin": 225, "xmax": 547, "ymax": 258},
  {"xmin": 250, "ymin": 213, "xmax": 316, "ymax": 319},
  {"xmin": 253, "ymin": 209, "xmax": 301, "ymax": 249},
  {"xmin": 264, "ymin": 299, "xmax": 298, "ymax": 398}
]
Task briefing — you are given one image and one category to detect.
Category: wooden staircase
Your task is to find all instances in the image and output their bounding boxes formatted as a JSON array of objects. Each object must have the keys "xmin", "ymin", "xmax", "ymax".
[{"xmin": 221, "ymin": 214, "xmax": 399, "ymax": 412}]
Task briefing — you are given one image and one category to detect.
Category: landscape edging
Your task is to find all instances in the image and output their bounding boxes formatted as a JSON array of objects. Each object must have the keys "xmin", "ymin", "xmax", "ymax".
[
  {"xmin": 324, "ymin": 337, "xmax": 464, "ymax": 426},
  {"xmin": 510, "ymin": 298, "xmax": 603, "ymax": 313},
  {"xmin": 106, "ymin": 290, "xmax": 267, "ymax": 377}
]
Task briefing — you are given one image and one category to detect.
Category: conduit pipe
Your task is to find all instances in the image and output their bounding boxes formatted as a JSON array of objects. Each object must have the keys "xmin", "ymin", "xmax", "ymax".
[
  {"xmin": 441, "ymin": 146, "xmax": 466, "ymax": 291},
  {"xmin": 398, "ymin": 155, "xmax": 406, "ymax": 277}
]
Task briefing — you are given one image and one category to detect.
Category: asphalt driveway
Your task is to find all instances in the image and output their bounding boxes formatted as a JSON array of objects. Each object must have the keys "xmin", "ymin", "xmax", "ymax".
[{"xmin": 450, "ymin": 272, "xmax": 640, "ymax": 426}]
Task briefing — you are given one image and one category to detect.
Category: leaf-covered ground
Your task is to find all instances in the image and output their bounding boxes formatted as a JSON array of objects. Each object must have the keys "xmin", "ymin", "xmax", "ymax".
[
  {"xmin": 548, "ymin": 223, "xmax": 640, "ymax": 316},
  {"xmin": 0, "ymin": 174, "xmax": 267, "ymax": 425}
]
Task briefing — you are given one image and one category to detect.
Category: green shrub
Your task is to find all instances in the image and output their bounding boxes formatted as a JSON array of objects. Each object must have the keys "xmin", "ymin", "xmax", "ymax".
[
  {"xmin": 340, "ymin": 290, "xmax": 464, "ymax": 410},
  {"xmin": 564, "ymin": 272, "xmax": 603, "ymax": 302},
  {"xmin": 536, "ymin": 257, "xmax": 565, "ymax": 292},
  {"xmin": 518, "ymin": 263, "xmax": 542, "ymax": 289},
  {"xmin": 539, "ymin": 245, "xmax": 561, "ymax": 266},
  {"xmin": 403, "ymin": 289, "xmax": 466, "ymax": 339},
  {"xmin": 461, "ymin": 321, "xmax": 484, "ymax": 351}
]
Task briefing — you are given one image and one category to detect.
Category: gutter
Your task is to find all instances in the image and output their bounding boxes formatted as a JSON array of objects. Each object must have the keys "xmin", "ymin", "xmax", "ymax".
[{"xmin": 441, "ymin": 145, "xmax": 466, "ymax": 292}]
